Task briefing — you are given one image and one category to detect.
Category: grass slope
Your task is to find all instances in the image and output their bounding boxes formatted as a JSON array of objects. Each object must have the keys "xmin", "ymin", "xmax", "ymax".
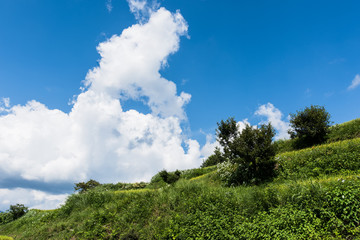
[{"xmin": 1, "ymin": 121, "xmax": 360, "ymax": 239}]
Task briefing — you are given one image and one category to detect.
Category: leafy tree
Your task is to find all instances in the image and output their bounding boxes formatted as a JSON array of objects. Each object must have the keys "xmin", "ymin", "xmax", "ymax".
[
  {"xmin": 158, "ymin": 170, "xmax": 181, "ymax": 184},
  {"xmin": 214, "ymin": 117, "xmax": 276, "ymax": 185},
  {"xmin": 0, "ymin": 203, "xmax": 28, "ymax": 224},
  {"xmin": 9, "ymin": 203, "xmax": 28, "ymax": 220},
  {"xmin": 229, "ymin": 123, "xmax": 276, "ymax": 185},
  {"xmin": 74, "ymin": 179, "xmax": 101, "ymax": 193},
  {"xmin": 288, "ymin": 105, "xmax": 331, "ymax": 149}
]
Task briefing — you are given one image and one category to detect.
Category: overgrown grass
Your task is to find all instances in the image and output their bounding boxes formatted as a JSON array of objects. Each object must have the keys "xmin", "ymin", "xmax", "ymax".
[
  {"xmin": 276, "ymin": 138, "xmax": 360, "ymax": 180},
  {"xmin": 2, "ymin": 173, "xmax": 360, "ymax": 239},
  {"xmin": 327, "ymin": 118, "xmax": 360, "ymax": 143}
]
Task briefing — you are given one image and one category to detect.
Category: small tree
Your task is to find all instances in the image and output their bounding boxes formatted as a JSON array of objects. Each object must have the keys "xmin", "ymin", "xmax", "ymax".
[
  {"xmin": 214, "ymin": 117, "xmax": 276, "ymax": 185},
  {"xmin": 9, "ymin": 204, "xmax": 28, "ymax": 220},
  {"xmin": 74, "ymin": 179, "xmax": 101, "ymax": 193},
  {"xmin": 288, "ymin": 105, "xmax": 331, "ymax": 149},
  {"xmin": 230, "ymin": 123, "xmax": 276, "ymax": 185},
  {"xmin": 216, "ymin": 117, "xmax": 239, "ymax": 159}
]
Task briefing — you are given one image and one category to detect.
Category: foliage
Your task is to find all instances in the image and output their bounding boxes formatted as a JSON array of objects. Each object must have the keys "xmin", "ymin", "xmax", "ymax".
[
  {"xmin": 276, "ymin": 138, "xmax": 360, "ymax": 180},
  {"xmin": 230, "ymin": 124, "xmax": 276, "ymax": 185},
  {"xmin": 0, "ymin": 204, "xmax": 28, "ymax": 225},
  {"xmin": 0, "ymin": 236, "xmax": 13, "ymax": 240},
  {"xmin": 96, "ymin": 182, "xmax": 147, "ymax": 192},
  {"xmin": 0, "ymin": 212, "xmax": 13, "ymax": 225},
  {"xmin": 273, "ymin": 138, "xmax": 295, "ymax": 154},
  {"xmin": 149, "ymin": 169, "xmax": 182, "ymax": 188},
  {"xmin": 9, "ymin": 204, "xmax": 28, "ymax": 220},
  {"xmin": 74, "ymin": 179, "xmax": 101, "ymax": 193},
  {"xmin": 288, "ymin": 105, "xmax": 331, "ymax": 149},
  {"xmin": 216, "ymin": 117, "xmax": 238, "ymax": 159},
  {"xmin": 215, "ymin": 118, "xmax": 276, "ymax": 185},
  {"xmin": 275, "ymin": 117, "xmax": 360, "ymax": 154}
]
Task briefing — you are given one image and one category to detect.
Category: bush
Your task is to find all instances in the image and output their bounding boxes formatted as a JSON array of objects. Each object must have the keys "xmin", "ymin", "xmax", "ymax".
[
  {"xmin": 288, "ymin": 105, "xmax": 331, "ymax": 149},
  {"xmin": 158, "ymin": 170, "xmax": 181, "ymax": 184}
]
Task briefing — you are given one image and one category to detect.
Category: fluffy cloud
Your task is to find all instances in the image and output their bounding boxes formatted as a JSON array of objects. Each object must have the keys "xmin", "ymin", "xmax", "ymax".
[
  {"xmin": 0, "ymin": 3, "xmax": 211, "ymax": 211},
  {"xmin": 255, "ymin": 103, "xmax": 290, "ymax": 140},
  {"xmin": 348, "ymin": 74, "xmax": 360, "ymax": 90}
]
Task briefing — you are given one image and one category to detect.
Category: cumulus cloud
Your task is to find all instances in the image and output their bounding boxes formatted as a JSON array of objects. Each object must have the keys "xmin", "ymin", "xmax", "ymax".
[
  {"xmin": 348, "ymin": 74, "xmax": 360, "ymax": 90},
  {"xmin": 0, "ymin": 2, "xmax": 208, "ymax": 210},
  {"xmin": 255, "ymin": 103, "xmax": 290, "ymax": 140}
]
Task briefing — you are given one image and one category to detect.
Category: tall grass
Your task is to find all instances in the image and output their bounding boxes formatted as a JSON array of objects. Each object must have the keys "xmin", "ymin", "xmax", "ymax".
[
  {"xmin": 2, "ymin": 175, "xmax": 360, "ymax": 239},
  {"xmin": 276, "ymin": 138, "xmax": 360, "ymax": 180}
]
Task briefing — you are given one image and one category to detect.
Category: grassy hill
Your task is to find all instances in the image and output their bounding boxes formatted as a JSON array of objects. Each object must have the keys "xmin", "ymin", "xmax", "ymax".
[{"xmin": 1, "ymin": 119, "xmax": 360, "ymax": 239}]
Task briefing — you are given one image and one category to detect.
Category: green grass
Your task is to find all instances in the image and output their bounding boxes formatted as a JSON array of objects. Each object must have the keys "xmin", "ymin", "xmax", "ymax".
[
  {"xmin": 276, "ymin": 138, "xmax": 360, "ymax": 180},
  {"xmin": 327, "ymin": 118, "xmax": 360, "ymax": 143},
  {"xmin": 1, "ymin": 119, "xmax": 360, "ymax": 239},
  {"xmin": 2, "ymin": 174, "xmax": 360, "ymax": 239}
]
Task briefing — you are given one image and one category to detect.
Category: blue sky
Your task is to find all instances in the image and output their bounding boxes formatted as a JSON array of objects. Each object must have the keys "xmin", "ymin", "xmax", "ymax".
[{"xmin": 0, "ymin": 0, "xmax": 360, "ymax": 210}]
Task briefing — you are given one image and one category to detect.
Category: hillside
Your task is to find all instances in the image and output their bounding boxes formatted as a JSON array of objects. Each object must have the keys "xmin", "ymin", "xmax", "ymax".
[{"xmin": 1, "ymin": 119, "xmax": 360, "ymax": 239}]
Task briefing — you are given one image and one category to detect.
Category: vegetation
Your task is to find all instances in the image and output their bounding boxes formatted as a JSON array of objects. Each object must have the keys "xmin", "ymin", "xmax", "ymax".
[
  {"xmin": 203, "ymin": 117, "xmax": 276, "ymax": 185},
  {"xmin": 288, "ymin": 105, "xmax": 331, "ymax": 149},
  {"xmin": 1, "ymin": 110, "xmax": 360, "ymax": 239},
  {"xmin": 275, "ymin": 117, "xmax": 360, "ymax": 154},
  {"xmin": 74, "ymin": 179, "xmax": 101, "ymax": 193},
  {"xmin": 0, "ymin": 204, "xmax": 28, "ymax": 225},
  {"xmin": 327, "ymin": 118, "xmax": 360, "ymax": 143}
]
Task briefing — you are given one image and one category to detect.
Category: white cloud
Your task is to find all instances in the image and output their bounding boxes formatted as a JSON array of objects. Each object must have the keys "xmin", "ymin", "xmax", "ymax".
[
  {"xmin": 348, "ymin": 74, "xmax": 360, "ymax": 90},
  {"xmin": 127, "ymin": 0, "xmax": 160, "ymax": 22},
  {"xmin": 255, "ymin": 103, "xmax": 290, "ymax": 140},
  {"xmin": 0, "ymin": 188, "xmax": 68, "ymax": 211},
  {"xmin": 0, "ymin": 3, "xmax": 206, "ymax": 210},
  {"xmin": 237, "ymin": 118, "xmax": 251, "ymax": 133}
]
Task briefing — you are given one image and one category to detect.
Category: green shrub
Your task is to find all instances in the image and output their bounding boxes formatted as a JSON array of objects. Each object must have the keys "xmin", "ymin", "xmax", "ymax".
[
  {"xmin": 274, "ymin": 138, "xmax": 295, "ymax": 154},
  {"xmin": 288, "ymin": 105, "xmax": 331, "ymax": 149},
  {"xmin": 0, "ymin": 211, "xmax": 12, "ymax": 225}
]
